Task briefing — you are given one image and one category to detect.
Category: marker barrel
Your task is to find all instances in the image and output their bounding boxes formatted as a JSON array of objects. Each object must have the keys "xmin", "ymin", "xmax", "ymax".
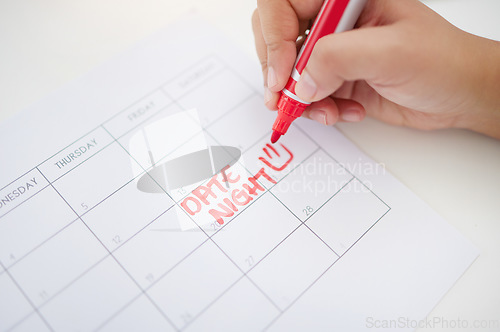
[{"xmin": 271, "ymin": 0, "xmax": 367, "ymax": 141}]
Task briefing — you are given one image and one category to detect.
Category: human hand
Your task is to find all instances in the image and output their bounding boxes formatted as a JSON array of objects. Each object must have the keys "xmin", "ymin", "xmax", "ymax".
[{"xmin": 252, "ymin": 0, "xmax": 500, "ymax": 138}]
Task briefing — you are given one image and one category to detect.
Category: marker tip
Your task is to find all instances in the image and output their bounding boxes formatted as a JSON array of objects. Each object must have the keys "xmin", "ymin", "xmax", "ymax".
[{"xmin": 270, "ymin": 131, "xmax": 281, "ymax": 144}]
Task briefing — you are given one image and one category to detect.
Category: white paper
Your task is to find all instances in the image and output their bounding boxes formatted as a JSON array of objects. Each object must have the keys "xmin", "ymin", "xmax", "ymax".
[{"xmin": 0, "ymin": 16, "xmax": 478, "ymax": 332}]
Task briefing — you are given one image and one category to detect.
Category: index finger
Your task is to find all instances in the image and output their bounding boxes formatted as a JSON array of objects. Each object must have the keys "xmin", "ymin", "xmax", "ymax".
[{"xmin": 256, "ymin": 0, "xmax": 323, "ymax": 92}]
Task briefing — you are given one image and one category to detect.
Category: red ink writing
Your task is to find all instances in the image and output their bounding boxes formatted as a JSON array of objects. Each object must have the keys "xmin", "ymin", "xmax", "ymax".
[{"xmin": 180, "ymin": 143, "xmax": 294, "ymax": 226}]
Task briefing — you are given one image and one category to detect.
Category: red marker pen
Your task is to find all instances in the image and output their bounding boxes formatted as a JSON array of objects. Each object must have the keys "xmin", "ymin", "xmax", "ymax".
[{"xmin": 270, "ymin": 0, "xmax": 367, "ymax": 144}]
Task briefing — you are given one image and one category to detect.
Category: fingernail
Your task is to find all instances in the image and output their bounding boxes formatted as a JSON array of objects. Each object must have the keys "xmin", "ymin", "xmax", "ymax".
[
  {"xmin": 297, "ymin": 71, "xmax": 317, "ymax": 100},
  {"xmin": 267, "ymin": 67, "xmax": 278, "ymax": 89},
  {"xmin": 309, "ymin": 110, "xmax": 327, "ymax": 125},
  {"xmin": 264, "ymin": 88, "xmax": 272, "ymax": 104},
  {"xmin": 341, "ymin": 108, "xmax": 362, "ymax": 122}
]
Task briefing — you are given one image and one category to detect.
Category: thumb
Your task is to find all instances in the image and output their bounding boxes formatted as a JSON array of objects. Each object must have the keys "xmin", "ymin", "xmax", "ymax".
[{"xmin": 295, "ymin": 25, "xmax": 406, "ymax": 102}]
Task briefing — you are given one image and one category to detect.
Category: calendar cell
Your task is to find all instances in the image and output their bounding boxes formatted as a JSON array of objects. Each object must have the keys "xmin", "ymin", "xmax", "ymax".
[
  {"xmin": 38, "ymin": 127, "xmax": 113, "ymax": 182},
  {"xmin": 185, "ymin": 277, "xmax": 279, "ymax": 331},
  {"xmin": 113, "ymin": 207, "xmax": 207, "ymax": 289},
  {"xmin": 103, "ymin": 90, "xmax": 172, "ymax": 139},
  {"xmin": 0, "ymin": 272, "xmax": 34, "ymax": 331},
  {"xmin": 0, "ymin": 187, "xmax": 76, "ymax": 268},
  {"xmin": 271, "ymin": 149, "xmax": 354, "ymax": 221},
  {"xmin": 162, "ymin": 57, "xmax": 225, "ymax": 100},
  {"xmin": 248, "ymin": 226, "xmax": 337, "ymax": 310},
  {"xmin": 9, "ymin": 221, "xmax": 108, "ymax": 307},
  {"xmin": 207, "ymin": 94, "xmax": 276, "ymax": 152},
  {"xmin": 306, "ymin": 179, "xmax": 390, "ymax": 255},
  {"xmin": 51, "ymin": 142, "xmax": 139, "ymax": 215},
  {"xmin": 147, "ymin": 240, "xmax": 241, "ymax": 330},
  {"xmin": 0, "ymin": 169, "xmax": 48, "ymax": 218},
  {"xmin": 8, "ymin": 312, "xmax": 50, "ymax": 332},
  {"xmin": 121, "ymin": 105, "xmax": 201, "ymax": 176},
  {"xmin": 212, "ymin": 192, "xmax": 300, "ymax": 272},
  {"xmin": 82, "ymin": 178, "xmax": 174, "ymax": 251},
  {"xmin": 39, "ymin": 257, "xmax": 139, "ymax": 331},
  {"xmin": 98, "ymin": 295, "xmax": 175, "ymax": 332},
  {"xmin": 241, "ymin": 124, "xmax": 319, "ymax": 189},
  {"xmin": 176, "ymin": 69, "xmax": 254, "ymax": 127}
]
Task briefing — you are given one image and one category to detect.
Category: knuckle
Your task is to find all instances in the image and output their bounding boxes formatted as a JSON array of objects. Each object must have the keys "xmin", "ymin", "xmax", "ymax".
[
  {"xmin": 259, "ymin": 58, "xmax": 268, "ymax": 72},
  {"xmin": 266, "ymin": 41, "xmax": 282, "ymax": 53},
  {"xmin": 312, "ymin": 38, "xmax": 334, "ymax": 64}
]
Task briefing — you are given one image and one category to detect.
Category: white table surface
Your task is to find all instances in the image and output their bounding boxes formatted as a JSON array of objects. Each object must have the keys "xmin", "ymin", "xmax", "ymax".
[{"xmin": 1, "ymin": 0, "xmax": 499, "ymax": 330}]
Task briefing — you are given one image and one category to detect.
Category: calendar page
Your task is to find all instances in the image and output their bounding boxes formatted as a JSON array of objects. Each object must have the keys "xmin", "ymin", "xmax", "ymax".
[{"xmin": 0, "ymin": 17, "xmax": 478, "ymax": 331}]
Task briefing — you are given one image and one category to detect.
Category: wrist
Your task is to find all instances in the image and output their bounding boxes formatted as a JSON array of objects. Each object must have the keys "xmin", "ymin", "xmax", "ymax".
[{"xmin": 459, "ymin": 34, "xmax": 500, "ymax": 138}]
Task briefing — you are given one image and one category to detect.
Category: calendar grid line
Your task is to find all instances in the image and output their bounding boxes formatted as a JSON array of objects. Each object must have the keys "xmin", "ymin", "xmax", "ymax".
[
  {"xmin": 107, "ymin": 60, "xmax": 228, "ymax": 142},
  {"xmin": 73, "ymin": 173, "xmax": 143, "ymax": 218},
  {"xmin": 6, "ymin": 200, "xmax": 185, "ymax": 331},
  {"xmin": 318, "ymin": 146, "xmax": 392, "ymax": 210},
  {"xmin": 266, "ymin": 185, "xmax": 344, "ymax": 258},
  {"xmin": 179, "ymin": 274, "xmax": 248, "ymax": 331},
  {"xmin": 264, "ymin": 206, "xmax": 392, "ymax": 330},
  {"xmin": 43, "ymin": 134, "xmax": 116, "ymax": 183},
  {"xmin": 199, "ymin": 127, "xmax": 321, "ymax": 234},
  {"xmin": 157, "ymin": 56, "xmax": 228, "ymax": 105},
  {"xmin": 164, "ymin": 102, "xmax": 343, "ymax": 319},
  {"xmin": 147, "ymin": 93, "xmax": 288, "ymax": 231},
  {"xmin": 108, "ymin": 205, "xmax": 176, "ymax": 253},
  {"xmin": 0, "ymin": 183, "xmax": 51, "ymax": 220},
  {"xmin": 1, "ymin": 159, "xmax": 176, "ymax": 273},
  {"xmin": 299, "ymin": 174, "xmax": 355, "ymax": 224},
  {"xmin": 294, "ymin": 124, "xmax": 392, "ymax": 209},
  {"xmin": 106, "ymin": 102, "xmax": 174, "ymax": 141},
  {"xmin": 231, "ymin": 219, "xmax": 303, "ymax": 277},
  {"xmin": 191, "ymin": 124, "xmax": 354, "ymax": 311},
  {"xmin": 0, "ymin": 261, "xmax": 54, "ymax": 332},
  {"xmin": 338, "ymin": 208, "xmax": 391, "ymax": 261},
  {"xmin": 93, "ymin": 237, "xmax": 217, "ymax": 331},
  {"xmin": 25, "ymin": 251, "xmax": 109, "ymax": 310},
  {"xmin": 301, "ymin": 222, "xmax": 342, "ymax": 258},
  {"xmin": 0, "ymin": 54, "xmax": 220, "ymax": 195},
  {"xmin": 233, "ymin": 142, "xmax": 392, "ymax": 321},
  {"xmin": 5, "ymin": 312, "xmax": 43, "ymax": 332},
  {"xmin": 0, "ymin": 133, "xmax": 126, "ymax": 222},
  {"xmin": 36, "ymin": 168, "xmax": 180, "ymax": 332},
  {"xmin": 11, "ymin": 122, "xmax": 382, "ymax": 330},
  {"xmin": 264, "ymin": 149, "xmax": 322, "ymax": 213},
  {"xmin": 158, "ymin": 65, "xmax": 226, "ymax": 104},
  {"xmin": 100, "ymin": 125, "xmax": 225, "ymax": 328},
  {"xmin": 217, "ymin": 56, "xmax": 264, "ymax": 100},
  {"xmin": 184, "ymin": 92, "xmax": 256, "ymax": 132},
  {"xmin": 263, "ymin": 257, "xmax": 342, "ymax": 331},
  {"xmin": 294, "ymin": 124, "xmax": 352, "ymax": 171},
  {"xmin": 207, "ymin": 237, "xmax": 284, "ymax": 312},
  {"xmin": 1, "ymin": 51, "xmax": 397, "ymax": 332},
  {"xmin": 106, "ymin": 124, "xmax": 288, "ymax": 321},
  {"xmin": 103, "ymin": 55, "xmax": 218, "ymax": 125},
  {"xmin": 3, "ymin": 215, "xmax": 80, "ymax": 271},
  {"xmin": 93, "ymin": 292, "xmax": 146, "ymax": 332},
  {"xmin": 0, "ymin": 57, "xmax": 254, "ymax": 225},
  {"xmin": 141, "ymin": 237, "xmax": 211, "ymax": 290},
  {"xmin": 104, "ymin": 107, "xmax": 290, "ymax": 324},
  {"xmin": 100, "ymin": 126, "xmax": 199, "ymax": 229},
  {"xmin": 131, "ymin": 92, "xmax": 262, "ymax": 206}
]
